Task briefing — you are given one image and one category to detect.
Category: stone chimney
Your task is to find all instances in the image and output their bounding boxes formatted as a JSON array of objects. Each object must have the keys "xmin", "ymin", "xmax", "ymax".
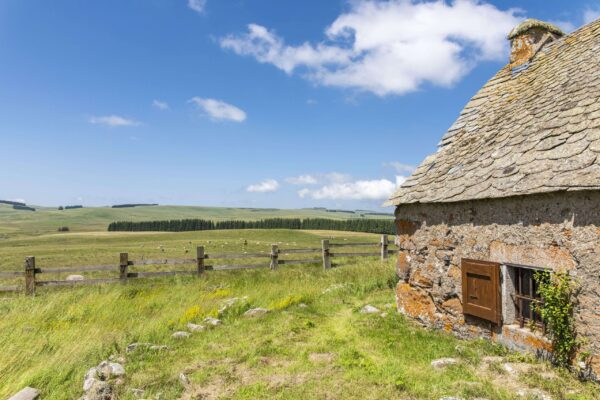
[{"xmin": 507, "ymin": 19, "xmax": 564, "ymax": 68}]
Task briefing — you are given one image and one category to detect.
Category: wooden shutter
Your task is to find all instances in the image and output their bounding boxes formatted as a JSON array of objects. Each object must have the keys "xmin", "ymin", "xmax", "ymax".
[{"xmin": 461, "ymin": 258, "xmax": 501, "ymax": 324}]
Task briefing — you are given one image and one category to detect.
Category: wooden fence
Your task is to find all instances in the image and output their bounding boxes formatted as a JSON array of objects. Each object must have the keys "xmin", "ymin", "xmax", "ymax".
[{"xmin": 0, "ymin": 235, "xmax": 396, "ymax": 296}]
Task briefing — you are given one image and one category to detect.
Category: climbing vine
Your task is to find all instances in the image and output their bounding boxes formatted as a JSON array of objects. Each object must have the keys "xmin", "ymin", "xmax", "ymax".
[{"xmin": 534, "ymin": 271, "xmax": 578, "ymax": 367}]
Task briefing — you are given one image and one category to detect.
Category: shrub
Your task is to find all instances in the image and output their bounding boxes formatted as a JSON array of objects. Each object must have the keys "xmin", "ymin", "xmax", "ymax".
[{"xmin": 534, "ymin": 271, "xmax": 578, "ymax": 367}]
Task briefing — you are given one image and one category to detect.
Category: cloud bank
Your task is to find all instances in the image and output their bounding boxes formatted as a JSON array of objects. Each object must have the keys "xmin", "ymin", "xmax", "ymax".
[{"xmin": 220, "ymin": 0, "xmax": 521, "ymax": 96}]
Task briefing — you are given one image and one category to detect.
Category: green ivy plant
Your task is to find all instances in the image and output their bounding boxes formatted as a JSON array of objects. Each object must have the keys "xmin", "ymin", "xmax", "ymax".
[{"xmin": 534, "ymin": 271, "xmax": 578, "ymax": 367}]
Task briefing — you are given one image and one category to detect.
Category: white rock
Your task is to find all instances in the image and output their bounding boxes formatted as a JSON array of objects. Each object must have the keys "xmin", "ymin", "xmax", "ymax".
[
  {"xmin": 179, "ymin": 372, "xmax": 190, "ymax": 385},
  {"xmin": 108, "ymin": 362, "xmax": 125, "ymax": 377},
  {"xmin": 149, "ymin": 345, "xmax": 168, "ymax": 351},
  {"xmin": 66, "ymin": 274, "xmax": 84, "ymax": 281},
  {"xmin": 83, "ymin": 367, "xmax": 100, "ymax": 391},
  {"xmin": 243, "ymin": 307, "xmax": 270, "ymax": 318},
  {"xmin": 431, "ymin": 358, "xmax": 459, "ymax": 369},
  {"xmin": 380, "ymin": 312, "xmax": 388, "ymax": 318},
  {"xmin": 298, "ymin": 303, "xmax": 308, "ymax": 308},
  {"xmin": 360, "ymin": 305, "xmax": 381, "ymax": 314},
  {"xmin": 186, "ymin": 323, "xmax": 205, "ymax": 332},
  {"xmin": 172, "ymin": 331, "xmax": 191, "ymax": 339},
  {"xmin": 8, "ymin": 387, "xmax": 40, "ymax": 400},
  {"xmin": 203, "ymin": 317, "xmax": 222, "ymax": 326},
  {"xmin": 131, "ymin": 388, "xmax": 145, "ymax": 398}
]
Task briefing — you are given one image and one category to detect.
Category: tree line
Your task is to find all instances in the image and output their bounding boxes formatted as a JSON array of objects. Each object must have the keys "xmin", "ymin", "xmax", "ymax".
[{"xmin": 107, "ymin": 218, "xmax": 396, "ymax": 234}]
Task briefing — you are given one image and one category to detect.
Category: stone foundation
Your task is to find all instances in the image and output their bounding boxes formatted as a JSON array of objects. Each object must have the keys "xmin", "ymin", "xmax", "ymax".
[{"xmin": 394, "ymin": 191, "xmax": 600, "ymax": 377}]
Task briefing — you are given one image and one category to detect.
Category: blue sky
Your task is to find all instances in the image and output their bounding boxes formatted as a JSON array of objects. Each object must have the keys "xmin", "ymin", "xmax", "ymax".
[{"xmin": 1, "ymin": 0, "xmax": 598, "ymax": 210}]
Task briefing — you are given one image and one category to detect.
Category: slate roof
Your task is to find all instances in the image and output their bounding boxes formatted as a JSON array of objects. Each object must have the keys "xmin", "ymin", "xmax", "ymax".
[{"xmin": 387, "ymin": 18, "xmax": 600, "ymax": 206}]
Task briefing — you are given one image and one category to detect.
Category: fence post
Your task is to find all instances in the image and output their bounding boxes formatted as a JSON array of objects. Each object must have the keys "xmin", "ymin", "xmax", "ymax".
[
  {"xmin": 24, "ymin": 256, "xmax": 36, "ymax": 296},
  {"xmin": 119, "ymin": 253, "xmax": 129, "ymax": 282},
  {"xmin": 196, "ymin": 246, "xmax": 205, "ymax": 275},
  {"xmin": 270, "ymin": 244, "xmax": 279, "ymax": 270},
  {"xmin": 380, "ymin": 234, "xmax": 389, "ymax": 260},
  {"xmin": 322, "ymin": 240, "xmax": 331, "ymax": 270}
]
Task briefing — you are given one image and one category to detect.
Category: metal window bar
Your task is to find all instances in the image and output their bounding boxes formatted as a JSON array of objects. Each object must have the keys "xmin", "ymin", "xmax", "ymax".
[{"xmin": 514, "ymin": 268, "xmax": 545, "ymax": 331}]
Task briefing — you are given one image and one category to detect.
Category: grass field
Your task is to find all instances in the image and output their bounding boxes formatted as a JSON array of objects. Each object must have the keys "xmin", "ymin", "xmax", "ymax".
[
  {"xmin": 0, "ymin": 203, "xmax": 391, "ymax": 238},
  {"xmin": 0, "ymin": 211, "xmax": 597, "ymax": 399}
]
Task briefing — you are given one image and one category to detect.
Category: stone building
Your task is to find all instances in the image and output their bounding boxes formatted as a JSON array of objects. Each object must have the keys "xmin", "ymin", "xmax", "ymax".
[{"xmin": 386, "ymin": 18, "xmax": 600, "ymax": 376}]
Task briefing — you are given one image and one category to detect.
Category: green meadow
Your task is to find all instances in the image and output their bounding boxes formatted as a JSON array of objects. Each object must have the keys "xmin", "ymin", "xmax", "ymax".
[{"xmin": 0, "ymin": 207, "xmax": 597, "ymax": 399}]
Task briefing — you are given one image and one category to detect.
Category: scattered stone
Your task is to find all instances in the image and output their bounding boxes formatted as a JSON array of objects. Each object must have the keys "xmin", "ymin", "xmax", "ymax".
[
  {"xmin": 360, "ymin": 305, "xmax": 381, "ymax": 314},
  {"xmin": 130, "ymin": 388, "xmax": 145, "ymax": 398},
  {"xmin": 380, "ymin": 312, "xmax": 388, "ymax": 318},
  {"xmin": 298, "ymin": 303, "xmax": 308, "ymax": 308},
  {"xmin": 126, "ymin": 342, "xmax": 152, "ymax": 353},
  {"xmin": 431, "ymin": 358, "xmax": 459, "ymax": 369},
  {"xmin": 149, "ymin": 345, "xmax": 168, "ymax": 351},
  {"xmin": 179, "ymin": 372, "xmax": 190, "ymax": 386},
  {"xmin": 308, "ymin": 352, "xmax": 335, "ymax": 364},
  {"xmin": 203, "ymin": 317, "xmax": 222, "ymax": 326},
  {"xmin": 439, "ymin": 397, "xmax": 462, "ymax": 400},
  {"xmin": 66, "ymin": 274, "xmax": 85, "ymax": 281},
  {"xmin": 8, "ymin": 387, "xmax": 40, "ymax": 400},
  {"xmin": 243, "ymin": 307, "xmax": 270, "ymax": 318},
  {"xmin": 108, "ymin": 363, "xmax": 125, "ymax": 377},
  {"xmin": 172, "ymin": 331, "xmax": 191, "ymax": 339},
  {"xmin": 186, "ymin": 323, "xmax": 206, "ymax": 332},
  {"xmin": 83, "ymin": 380, "xmax": 112, "ymax": 400},
  {"xmin": 83, "ymin": 367, "xmax": 100, "ymax": 391}
]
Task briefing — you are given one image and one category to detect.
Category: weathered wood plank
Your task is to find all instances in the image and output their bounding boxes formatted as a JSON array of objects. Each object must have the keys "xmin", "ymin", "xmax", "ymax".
[
  {"xmin": 329, "ymin": 252, "xmax": 380, "ymax": 257},
  {"xmin": 279, "ymin": 248, "xmax": 321, "ymax": 254},
  {"xmin": 130, "ymin": 258, "xmax": 196, "ymax": 266},
  {"xmin": 206, "ymin": 253, "xmax": 270, "ymax": 260},
  {"xmin": 328, "ymin": 243, "xmax": 379, "ymax": 248},
  {"xmin": 128, "ymin": 270, "xmax": 197, "ymax": 278},
  {"xmin": 0, "ymin": 285, "xmax": 20, "ymax": 292},
  {"xmin": 36, "ymin": 265, "xmax": 115, "ymax": 274},
  {"xmin": 36, "ymin": 278, "xmax": 121, "ymax": 286},
  {"xmin": 210, "ymin": 263, "xmax": 269, "ymax": 271},
  {"xmin": 277, "ymin": 258, "xmax": 321, "ymax": 265},
  {"xmin": 0, "ymin": 271, "xmax": 24, "ymax": 277}
]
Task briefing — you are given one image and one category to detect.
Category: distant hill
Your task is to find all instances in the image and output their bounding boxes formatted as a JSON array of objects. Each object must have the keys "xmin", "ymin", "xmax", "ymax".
[{"xmin": 0, "ymin": 204, "xmax": 393, "ymax": 237}]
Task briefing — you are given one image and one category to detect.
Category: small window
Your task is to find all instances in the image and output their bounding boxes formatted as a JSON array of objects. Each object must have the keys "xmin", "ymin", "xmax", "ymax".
[{"xmin": 513, "ymin": 267, "xmax": 544, "ymax": 329}]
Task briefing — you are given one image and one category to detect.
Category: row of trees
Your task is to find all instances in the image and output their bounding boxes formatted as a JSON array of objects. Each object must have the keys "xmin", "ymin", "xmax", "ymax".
[{"xmin": 108, "ymin": 217, "xmax": 396, "ymax": 234}]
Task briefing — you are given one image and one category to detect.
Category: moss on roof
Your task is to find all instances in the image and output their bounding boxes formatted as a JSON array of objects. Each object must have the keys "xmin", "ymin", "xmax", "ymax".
[{"xmin": 507, "ymin": 18, "xmax": 564, "ymax": 39}]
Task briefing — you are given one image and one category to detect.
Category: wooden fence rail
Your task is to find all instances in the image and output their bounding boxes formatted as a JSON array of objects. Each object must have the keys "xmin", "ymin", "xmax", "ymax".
[{"xmin": 0, "ymin": 235, "xmax": 395, "ymax": 296}]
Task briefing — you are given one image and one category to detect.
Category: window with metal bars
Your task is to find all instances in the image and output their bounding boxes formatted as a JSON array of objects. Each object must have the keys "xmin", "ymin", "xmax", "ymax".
[{"xmin": 513, "ymin": 267, "xmax": 544, "ymax": 329}]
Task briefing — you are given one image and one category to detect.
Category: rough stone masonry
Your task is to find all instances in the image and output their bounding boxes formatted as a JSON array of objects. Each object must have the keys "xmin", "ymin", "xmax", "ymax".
[{"xmin": 394, "ymin": 191, "xmax": 600, "ymax": 377}]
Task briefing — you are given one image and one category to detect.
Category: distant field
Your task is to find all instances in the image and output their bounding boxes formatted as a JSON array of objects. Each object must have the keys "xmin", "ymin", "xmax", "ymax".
[{"xmin": 0, "ymin": 204, "xmax": 392, "ymax": 238}]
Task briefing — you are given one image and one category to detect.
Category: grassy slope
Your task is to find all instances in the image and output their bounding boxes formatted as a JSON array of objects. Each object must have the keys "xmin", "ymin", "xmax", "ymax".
[
  {"xmin": 0, "ymin": 204, "xmax": 390, "ymax": 237},
  {"xmin": 2, "ymin": 257, "xmax": 596, "ymax": 399},
  {"xmin": 0, "ymin": 230, "xmax": 597, "ymax": 399}
]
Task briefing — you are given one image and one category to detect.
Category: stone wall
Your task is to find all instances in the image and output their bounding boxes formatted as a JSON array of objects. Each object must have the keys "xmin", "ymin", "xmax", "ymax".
[{"xmin": 394, "ymin": 190, "xmax": 600, "ymax": 375}]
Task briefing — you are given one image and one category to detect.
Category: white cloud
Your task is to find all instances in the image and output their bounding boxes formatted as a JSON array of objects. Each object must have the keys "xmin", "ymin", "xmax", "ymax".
[
  {"xmin": 220, "ymin": 0, "xmax": 521, "ymax": 96},
  {"xmin": 584, "ymin": 8, "xmax": 600, "ymax": 24},
  {"xmin": 188, "ymin": 0, "xmax": 206, "ymax": 14},
  {"xmin": 9, "ymin": 198, "xmax": 26, "ymax": 204},
  {"xmin": 89, "ymin": 115, "xmax": 141, "ymax": 127},
  {"xmin": 298, "ymin": 178, "xmax": 397, "ymax": 200},
  {"xmin": 189, "ymin": 97, "xmax": 247, "ymax": 122},
  {"xmin": 152, "ymin": 100, "xmax": 169, "ymax": 111},
  {"xmin": 247, "ymin": 179, "xmax": 280, "ymax": 193},
  {"xmin": 385, "ymin": 161, "xmax": 416, "ymax": 174},
  {"xmin": 286, "ymin": 175, "xmax": 318, "ymax": 185}
]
